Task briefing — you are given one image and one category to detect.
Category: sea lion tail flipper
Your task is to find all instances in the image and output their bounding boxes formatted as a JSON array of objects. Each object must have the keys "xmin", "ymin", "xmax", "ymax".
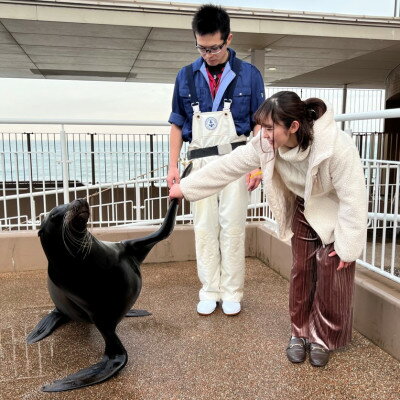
[
  {"xmin": 41, "ymin": 327, "xmax": 127, "ymax": 392},
  {"xmin": 27, "ymin": 309, "xmax": 70, "ymax": 344},
  {"xmin": 125, "ymin": 309, "xmax": 152, "ymax": 317},
  {"xmin": 41, "ymin": 354, "xmax": 127, "ymax": 392}
]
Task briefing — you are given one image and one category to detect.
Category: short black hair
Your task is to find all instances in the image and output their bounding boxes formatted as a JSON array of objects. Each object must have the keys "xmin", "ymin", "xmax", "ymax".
[{"xmin": 192, "ymin": 4, "xmax": 230, "ymax": 41}]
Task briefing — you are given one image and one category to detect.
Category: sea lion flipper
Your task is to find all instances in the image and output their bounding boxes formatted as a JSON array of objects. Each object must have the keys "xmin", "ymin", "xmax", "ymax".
[
  {"xmin": 122, "ymin": 163, "xmax": 193, "ymax": 263},
  {"xmin": 41, "ymin": 326, "xmax": 127, "ymax": 392},
  {"xmin": 125, "ymin": 309, "xmax": 152, "ymax": 317},
  {"xmin": 41, "ymin": 353, "xmax": 127, "ymax": 392},
  {"xmin": 122, "ymin": 197, "xmax": 179, "ymax": 262},
  {"xmin": 27, "ymin": 309, "xmax": 70, "ymax": 344}
]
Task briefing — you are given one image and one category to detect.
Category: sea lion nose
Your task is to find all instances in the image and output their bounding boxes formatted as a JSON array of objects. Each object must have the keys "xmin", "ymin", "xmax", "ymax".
[
  {"xmin": 76, "ymin": 198, "xmax": 89, "ymax": 211},
  {"xmin": 68, "ymin": 198, "xmax": 90, "ymax": 221}
]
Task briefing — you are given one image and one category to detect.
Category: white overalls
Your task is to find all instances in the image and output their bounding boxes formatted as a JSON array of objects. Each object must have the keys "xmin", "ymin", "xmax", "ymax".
[{"xmin": 189, "ymin": 100, "xmax": 249, "ymax": 303}]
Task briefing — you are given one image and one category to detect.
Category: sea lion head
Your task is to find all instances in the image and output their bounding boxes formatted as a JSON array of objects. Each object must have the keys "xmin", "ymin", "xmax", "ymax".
[
  {"xmin": 63, "ymin": 198, "xmax": 90, "ymax": 232},
  {"xmin": 39, "ymin": 198, "xmax": 91, "ymax": 259}
]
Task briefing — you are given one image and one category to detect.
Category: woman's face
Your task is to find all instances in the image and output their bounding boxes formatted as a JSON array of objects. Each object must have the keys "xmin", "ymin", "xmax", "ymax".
[{"xmin": 261, "ymin": 114, "xmax": 299, "ymax": 149}]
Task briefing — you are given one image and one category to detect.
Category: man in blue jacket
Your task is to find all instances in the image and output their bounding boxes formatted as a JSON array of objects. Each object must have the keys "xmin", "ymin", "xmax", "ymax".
[{"xmin": 167, "ymin": 4, "xmax": 265, "ymax": 316}]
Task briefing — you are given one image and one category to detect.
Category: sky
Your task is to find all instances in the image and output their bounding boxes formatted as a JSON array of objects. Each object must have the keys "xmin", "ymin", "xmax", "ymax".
[
  {"xmin": 0, "ymin": 78, "xmax": 174, "ymax": 133},
  {"xmin": 0, "ymin": 0, "xmax": 397, "ymax": 133}
]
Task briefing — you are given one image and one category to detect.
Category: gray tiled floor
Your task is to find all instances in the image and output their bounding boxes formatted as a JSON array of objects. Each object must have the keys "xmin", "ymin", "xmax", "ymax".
[{"xmin": 0, "ymin": 258, "xmax": 399, "ymax": 400}]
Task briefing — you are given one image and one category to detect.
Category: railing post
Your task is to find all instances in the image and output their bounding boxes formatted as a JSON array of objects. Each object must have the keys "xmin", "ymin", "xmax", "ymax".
[
  {"xmin": 60, "ymin": 124, "xmax": 70, "ymax": 204},
  {"xmin": 88, "ymin": 132, "xmax": 96, "ymax": 184},
  {"xmin": 26, "ymin": 132, "xmax": 33, "ymax": 183},
  {"xmin": 341, "ymin": 83, "xmax": 348, "ymax": 131},
  {"xmin": 0, "ymin": 153, "xmax": 7, "ymax": 229},
  {"xmin": 135, "ymin": 183, "xmax": 141, "ymax": 221},
  {"xmin": 149, "ymin": 133, "xmax": 154, "ymax": 185},
  {"xmin": 26, "ymin": 134, "xmax": 37, "ymax": 230}
]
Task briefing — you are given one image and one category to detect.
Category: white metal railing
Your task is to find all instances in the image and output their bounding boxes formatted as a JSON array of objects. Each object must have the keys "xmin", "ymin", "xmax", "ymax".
[
  {"xmin": 1, "ymin": 148, "xmax": 398, "ymax": 283},
  {"xmin": 337, "ymin": 109, "xmax": 400, "ymax": 283},
  {"xmin": 361, "ymin": 160, "xmax": 400, "ymax": 282},
  {"xmin": 0, "ymin": 150, "xmax": 181, "ymax": 229},
  {"xmin": 0, "ymin": 110, "xmax": 399, "ymax": 283}
]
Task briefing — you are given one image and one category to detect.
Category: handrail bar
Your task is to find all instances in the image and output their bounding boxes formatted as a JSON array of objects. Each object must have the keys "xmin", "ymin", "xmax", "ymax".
[
  {"xmin": 335, "ymin": 108, "xmax": 400, "ymax": 121},
  {"xmin": 0, "ymin": 118, "xmax": 170, "ymax": 126},
  {"xmin": 0, "ymin": 107, "xmax": 399, "ymax": 125},
  {"xmin": 0, "ymin": 176, "xmax": 163, "ymax": 201}
]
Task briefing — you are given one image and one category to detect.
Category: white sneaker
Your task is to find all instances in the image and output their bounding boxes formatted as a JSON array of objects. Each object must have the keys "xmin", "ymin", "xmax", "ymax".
[
  {"xmin": 222, "ymin": 301, "xmax": 241, "ymax": 316},
  {"xmin": 197, "ymin": 300, "xmax": 217, "ymax": 315}
]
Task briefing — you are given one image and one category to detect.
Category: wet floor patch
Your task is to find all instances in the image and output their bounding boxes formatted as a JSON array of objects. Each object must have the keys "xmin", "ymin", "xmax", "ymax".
[{"xmin": 0, "ymin": 259, "xmax": 399, "ymax": 400}]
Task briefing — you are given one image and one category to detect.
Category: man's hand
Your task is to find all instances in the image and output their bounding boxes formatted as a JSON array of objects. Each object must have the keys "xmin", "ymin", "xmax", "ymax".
[
  {"xmin": 328, "ymin": 250, "xmax": 353, "ymax": 271},
  {"xmin": 167, "ymin": 166, "xmax": 180, "ymax": 188},
  {"xmin": 246, "ymin": 168, "xmax": 263, "ymax": 191},
  {"xmin": 169, "ymin": 184, "xmax": 184, "ymax": 200}
]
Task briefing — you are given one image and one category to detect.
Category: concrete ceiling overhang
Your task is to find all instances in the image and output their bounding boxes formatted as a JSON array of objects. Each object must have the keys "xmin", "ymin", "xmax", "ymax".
[{"xmin": 1, "ymin": 0, "xmax": 400, "ymax": 88}]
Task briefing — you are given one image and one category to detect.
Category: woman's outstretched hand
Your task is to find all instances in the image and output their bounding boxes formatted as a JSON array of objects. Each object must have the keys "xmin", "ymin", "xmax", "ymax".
[
  {"xmin": 328, "ymin": 250, "xmax": 352, "ymax": 271},
  {"xmin": 246, "ymin": 168, "xmax": 263, "ymax": 191},
  {"xmin": 169, "ymin": 183, "xmax": 184, "ymax": 200}
]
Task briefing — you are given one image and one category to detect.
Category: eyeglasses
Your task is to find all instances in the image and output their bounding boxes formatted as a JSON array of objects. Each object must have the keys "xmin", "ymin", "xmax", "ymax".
[{"xmin": 195, "ymin": 40, "xmax": 226, "ymax": 55}]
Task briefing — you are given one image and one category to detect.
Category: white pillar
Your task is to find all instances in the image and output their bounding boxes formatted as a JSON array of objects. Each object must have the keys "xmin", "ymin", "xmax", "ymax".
[
  {"xmin": 341, "ymin": 84, "xmax": 348, "ymax": 131},
  {"xmin": 251, "ymin": 49, "xmax": 265, "ymax": 74},
  {"xmin": 60, "ymin": 124, "xmax": 70, "ymax": 204}
]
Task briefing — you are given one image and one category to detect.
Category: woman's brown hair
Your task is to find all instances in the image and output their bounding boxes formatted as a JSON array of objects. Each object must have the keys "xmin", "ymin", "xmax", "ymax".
[{"xmin": 253, "ymin": 91, "xmax": 327, "ymax": 151}]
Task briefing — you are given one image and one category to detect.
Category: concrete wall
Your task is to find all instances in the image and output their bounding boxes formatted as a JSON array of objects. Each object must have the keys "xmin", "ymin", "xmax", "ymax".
[
  {"xmin": 0, "ymin": 223, "xmax": 399, "ymax": 361},
  {"xmin": 0, "ymin": 225, "xmax": 256, "ymax": 272}
]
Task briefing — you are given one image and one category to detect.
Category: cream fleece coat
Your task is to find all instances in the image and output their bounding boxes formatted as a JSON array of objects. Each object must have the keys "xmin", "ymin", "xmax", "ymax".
[{"xmin": 180, "ymin": 105, "xmax": 368, "ymax": 262}]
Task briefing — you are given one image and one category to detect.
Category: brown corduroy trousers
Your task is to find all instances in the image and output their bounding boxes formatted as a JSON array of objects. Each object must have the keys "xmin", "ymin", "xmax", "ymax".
[{"xmin": 289, "ymin": 196, "xmax": 356, "ymax": 350}]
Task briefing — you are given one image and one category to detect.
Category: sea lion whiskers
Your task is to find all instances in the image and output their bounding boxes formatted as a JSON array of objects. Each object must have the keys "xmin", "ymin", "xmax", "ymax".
[
  {"xmin": 64, "ymin": 230, "xmax": 92, "ymax": 258},
  {"xmin": 62, "ymin": 213, "xmax": 92, "ymax": 259},
  {"xmin": 62, "ymin": 225, "xmax": 92, "ymax": 259},
  {"xmin": 61, "ymin": 217, "xmax": 75, "ymax": 257}
]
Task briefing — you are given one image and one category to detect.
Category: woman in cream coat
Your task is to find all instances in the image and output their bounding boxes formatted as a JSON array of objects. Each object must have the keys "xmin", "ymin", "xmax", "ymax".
[{"xmin": 169, "ymin": 91, "xmax": 368, "ymax": 367}]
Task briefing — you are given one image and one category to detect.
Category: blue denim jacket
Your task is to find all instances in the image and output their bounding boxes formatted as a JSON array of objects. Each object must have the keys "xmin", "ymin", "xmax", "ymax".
[{"xmin": 168, "ymin": 49, "xmax": 265, "ymax": 142}]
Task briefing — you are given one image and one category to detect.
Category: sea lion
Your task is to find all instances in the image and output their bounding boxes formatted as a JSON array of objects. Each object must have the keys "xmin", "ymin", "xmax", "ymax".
[{"xmin": 27, "ymin": 164, "xmax": 192, "ymax": 392}]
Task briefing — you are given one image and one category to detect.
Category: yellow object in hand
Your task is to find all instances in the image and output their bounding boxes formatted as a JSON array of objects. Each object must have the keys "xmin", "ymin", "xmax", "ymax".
[{"xmin": 249, "ymin": 170, "xmax": 263, "ymax": 179}]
